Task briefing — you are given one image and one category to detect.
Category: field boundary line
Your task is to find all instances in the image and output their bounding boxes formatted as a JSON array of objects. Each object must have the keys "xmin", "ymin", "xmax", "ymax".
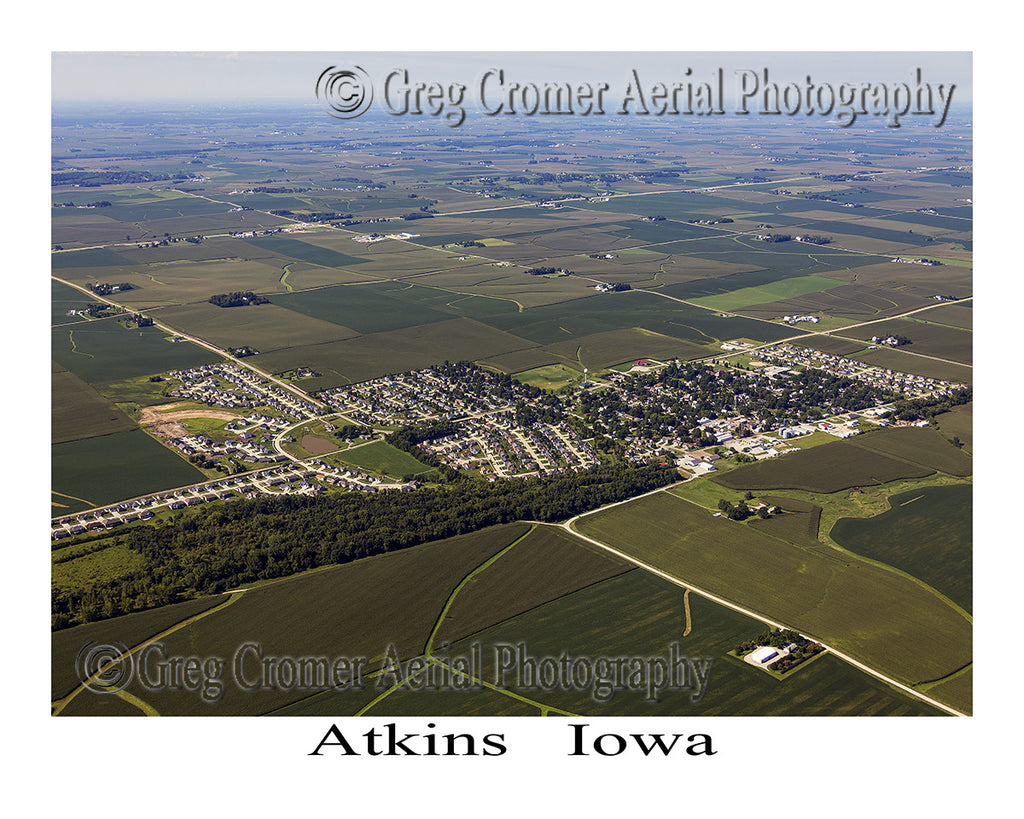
[
  {"xmin": 114, "ymin": 688, "xmax": 160, "ymax": 716},
  {"xmin": 424, "ymin": 524, "xmax": 537, "ymax": 657},
  {"xmin": 52, "ymin": 590, "xmax": 246, "ymax": 716}
]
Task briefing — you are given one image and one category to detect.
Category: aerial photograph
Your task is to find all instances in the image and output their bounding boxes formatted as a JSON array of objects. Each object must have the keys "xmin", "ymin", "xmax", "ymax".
[{"xmin": 49, "ymin": 51, "xmax": 973, "ymax": 722}]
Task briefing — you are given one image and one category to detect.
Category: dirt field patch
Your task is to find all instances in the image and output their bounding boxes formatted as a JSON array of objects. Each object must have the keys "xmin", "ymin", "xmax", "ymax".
[{"xmin": 138, "ymin": 404, "xmax": 240, "ymax": 437}]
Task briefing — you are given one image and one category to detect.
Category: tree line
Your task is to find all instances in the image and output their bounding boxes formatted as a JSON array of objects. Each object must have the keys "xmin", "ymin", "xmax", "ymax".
[{"xmin": 52, "ymin": 462, "xmax": 678, "ymax": 630}]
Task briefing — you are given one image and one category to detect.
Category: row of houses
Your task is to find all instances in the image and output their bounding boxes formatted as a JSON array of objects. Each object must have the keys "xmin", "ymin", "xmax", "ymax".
[
  {"xmin": 52, "ymin": 458, "xmax": 415, "ymax": 538},
  {"xmin": 168, "ymin": 363, "xmax": 319, "ymax": 420},
  {"xmin": 757, "ymin": 343, "xmax": 963, "ymax": 398}
]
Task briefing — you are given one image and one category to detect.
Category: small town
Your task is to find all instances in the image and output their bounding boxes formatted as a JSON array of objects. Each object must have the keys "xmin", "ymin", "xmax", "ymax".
[{"xmin": 52, "ymin": 336, "xmax": 968, "ymax": 541}]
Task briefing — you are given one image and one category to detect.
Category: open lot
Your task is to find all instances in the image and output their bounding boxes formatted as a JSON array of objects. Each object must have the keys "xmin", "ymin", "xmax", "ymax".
[{"xmin": 331, "ymin": 440, "xmax": 436, "ymax": 479}]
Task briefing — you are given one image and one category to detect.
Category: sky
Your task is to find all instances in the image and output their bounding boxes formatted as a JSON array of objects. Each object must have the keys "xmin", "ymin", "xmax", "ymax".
[{"xmin": 51, "ymin": 51, "xmax": 972, "ymax": 110}]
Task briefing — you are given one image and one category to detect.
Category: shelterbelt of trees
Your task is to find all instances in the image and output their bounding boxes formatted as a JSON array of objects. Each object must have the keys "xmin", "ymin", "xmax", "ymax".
[{"xmin": 52, "ymin": 462, "xmax": 676, "ymax": 630}]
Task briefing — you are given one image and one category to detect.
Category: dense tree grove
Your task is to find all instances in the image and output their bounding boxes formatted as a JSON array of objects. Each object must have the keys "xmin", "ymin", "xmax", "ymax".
[
  {"xmin": 208, "ymin": 291, "xmax": 270, "ymax": 308},
  {"xmin": 51, "ymin": 170, "xmax": 195, "ymax": 186},
  {"xmin": 51, "ymin": 463, "xmax": 677, "ymax": 630}
]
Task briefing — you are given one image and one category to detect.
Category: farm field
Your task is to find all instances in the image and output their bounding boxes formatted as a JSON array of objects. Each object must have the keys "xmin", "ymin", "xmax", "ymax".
[
  {"xmin": 52, "ymin": 429, "xmax": 206, "ymax": 514},
  {"xmin": 847, "ymin": 426, "xmax": 972, "ymax": 477},
  {"xmin": 573, "ymin": 490, "xmax": 971, "ymax": 713},
  {"xmin": 276, "ymin": 535, "xmax": 940, "ymax": 717},
  {"xmin": 478, "ymin": 347, "xmax": 563, "ymax": 375},
  {"xmin": 688, "ymin": 274, "xmax": 848, "ymax": 311},
  {"xmin": 51, "ymin": 278, "xmax": 110, "ymax": 325},
  {"xmin": 269, "ymin": 280, "xmax": 512, "ymax": 335},
  {"xmin": 51, "ymin": 313, "xmax": 221, "ymax": 384},
  {"xmin": 55, "ymin": 524, "xmax": 533, "ymax": 715},
  {"xmin": 736, "ymin": 283, "xmax": 938, "ymax": 323},
  {"xmin": 51, "ymin": 595, "xmax": 224, "ymax": 701},
  {"xmin": 850, "ymin": 345, "xmax": 974, "ymax": 384},
  {"xmin": 430, "ymin": 525, "xmax": 632, "ymax": 649},
  {"xmin": 843, "ymin": 318, "xmax": 973, "ymax": 365},
  {"xmin": 52, "ymin": 364, "xmax": 136, "ymax": 444},
  {"xmin": 711, "ymin": 436, "xmax": 936, "ymax": 493},
  {"xmin": 411, "ymin": 570, "xmax": 941, "ymax": 716},
  {"xmin": 934, "ymin": 402, "xmax": 973, "ymax": 452},
  {"xmin": 480, "ymin": 290, "xmax": 798, "ymax": 346},
  {"xmin": 252, "ymin": 317, "xmax": 536, "ymax": 389},
  {"xmin": 830, "ymin": 483, "xmax": 972, "ymax": 613},
  {"xmin": 917, "ymin": 300, "xmax": 973, "ymax": 330},
  {"xmin": 542, "ymin": 328, "xmax": 714, "ymax": 370},
  {"xmin": 155, "ymin": 302, "xmax": 360, "ymax": 351}
]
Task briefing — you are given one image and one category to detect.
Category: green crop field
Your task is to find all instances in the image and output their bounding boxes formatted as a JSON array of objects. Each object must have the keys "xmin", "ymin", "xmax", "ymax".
[
  {"xmin": 655, "ymin": 238, "xmax": 888, "ymax": 280},
  {"xmin": 689, "ymin": 274, "xmax": 848, "ymax": 311},
  {"xmin": 270, "ymin": 282, "xmax": 463, "ymax": 334},
  {"xmin": 51, "ymin": 248, "xmax": 134, "ymax": 269},
  {"xmin": 850, "ymin": 346, "xmax": 973, "ymax": 384},
  {"xmin": 55, "ymin": 524, "xmax": 532, "ymax": 716},
  {"xmin": 156, "ymin": 302, "xmax": 359, "ymax": 351},
  {"xmin": 430, "ymin": 525, "xmax": 631, "ymax": 649},
  {"xmin": 242, "ymin": 235, "xmax": 370, "ymax": 268},
  {"xmin": 934, "ymin": 403, "xmax": 972, "ymax": 452},
  {"xmin": 830, "ymin": 484, "xmax": 972, "ymax": 613},
  {"xmin": 577, "ymin": 190, "xmax": 766, "ymax": 220},
  {"xmin": 52, "ymin": 365, "xmax": 136, "ymax": 444},
  {"xmin": 274, "ymin": 532, "xmax": 940, "ymax": 716},
  {"xmin": 574, "ymin": 489, "xmax": 971, "ymax": 711},
  {"xmin": 51, "ymin": 317, "xmax": 221, "ymax": 383},
  {"xmin": 712, "ymin": 437, "xmax": 936, "ymax": 493},
  {"xmin": 51, "ymin": 279, "xmax": 110, "ymax": 325},
  {"xmin": 253, "ymin": 317, "xmax": 535, "ymax": 388},
  {"xmin": 53, "ymin": 190, "xmax": 234, "ymax": 222},
  {"xmin": 917, "ymin": 301, "xmax": 973, "ymax": 330},
  {"xmin": 52, "ymin": 429, "xmax": 206, "ymax": 514},
  {"xmin": 478, "ymin": 347, "xmax": 563, "ymax": 374},
  {"xmin": 543, "ymin": 327, "xmax": 713, "ymax": 370},
  {"xmin": 513, "ymin": 363, "xmax": 584, "ymax": 390},
  {"xmin": 51, "ymin": 595, "xmax": 224, "ymax": 702},
  {"xmin": 738, "ymin": 283, "xmax": 937, "ymax": 323},
  {"xmin": 424, "ymin": 570, "xmax": 941, "ymax": 716},
  {"xmin": 847, "ymin": 318, "xmax": 973, "ymax": 365},
  {"xmin": 481, "ymin": 290, "xmax": 796, "ymax": 346},
  {"xmin": 848, "ymin": 427, "xmax": 972, "ymax": 477}
]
